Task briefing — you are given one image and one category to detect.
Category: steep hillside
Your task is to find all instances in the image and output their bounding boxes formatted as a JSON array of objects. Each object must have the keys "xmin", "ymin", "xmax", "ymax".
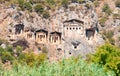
[{"xmin": 0, "ymin": 0, "xmax": 119, "ymax": 60}]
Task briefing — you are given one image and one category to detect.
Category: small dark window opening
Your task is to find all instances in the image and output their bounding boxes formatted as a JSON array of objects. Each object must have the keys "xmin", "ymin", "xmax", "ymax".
[
  {"xmin": 38, "ymin": 47, "xmax": 41, "ymax": 51},
  {"xmin": 73, "ymin": 27, "xmax": 75, "ymax": 30},
  {"xmin": 69, "ymin": 52, "xmax": 71, "ymax": 54},
  {"xmin": 79, "ymin": 27, "xmax": 81, "ymax": 29},
  {"xmin": 74, "ymin": 46, "xmax": 77, "ymax": 49},
  {"xmin": 67, "ymin": 27, "xmax": 68, "ymax": 30},
  {"xmin": 70, "ymin": 28, "xmax": 71, "ymax": 30},
  {"xmin": 76, "ymin": 28, "xmax": 78, "ymax": 30},
  {"xmin": 9, "ymin": 29, "xmax": 12, "ymax": 32}
]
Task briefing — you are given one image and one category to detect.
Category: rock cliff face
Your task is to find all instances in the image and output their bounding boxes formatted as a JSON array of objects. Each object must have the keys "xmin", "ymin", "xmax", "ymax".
[{"xmin": 0, "ymin": 2, "xmax": 105, "ymax": 60}]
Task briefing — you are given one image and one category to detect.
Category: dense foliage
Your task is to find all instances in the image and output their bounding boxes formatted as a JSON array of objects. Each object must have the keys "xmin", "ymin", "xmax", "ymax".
[
  {"xmin": 0, "ymin": 43, "xmax": 120, "ymax": 76},
  {"xmin": 0, "ymin": 0, "xmax": 119, "ymax": 76},
  {"xmin": 0, "ymin": 45, "xmax": 47, "ymax": 67},
  {"xmin": 0, "ymin": 57, "xmax": 115, "ymax": 76},
  {"xmin": 102, "ymin": 4, "xmax": 112, "ymax": 15},
  {"xmin": 89, "ymin": 43, "xmax": 120, "ymax": 76}
]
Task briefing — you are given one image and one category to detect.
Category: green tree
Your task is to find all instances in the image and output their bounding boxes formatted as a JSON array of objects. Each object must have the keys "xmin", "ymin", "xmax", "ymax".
[
  {"xmin": 89, "ymin": 43, "xmax": 120, "ymax": 76},
  {"xmin": 1, "ymin": 52, "xmax": 14, "ymax": 63},
  {"xmin": 5, "ymin": 45, "xmax": 13, "ymax": 53},
  {"xmin": 16, "ymin": 46, "xmax": 23, "ymax": 56},
  {"xmin": 36, "ymin": 53, "xmax": 47, "ymax": 66},
  {"xmin": 24, "ymin": 52, "xmax": 36, "ymax": 67}
]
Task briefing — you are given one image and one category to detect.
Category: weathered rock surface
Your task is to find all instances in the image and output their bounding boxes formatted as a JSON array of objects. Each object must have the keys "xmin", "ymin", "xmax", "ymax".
[{"xmin": 0, "ymin": 3, "xmax": 106, "ymax": 60}]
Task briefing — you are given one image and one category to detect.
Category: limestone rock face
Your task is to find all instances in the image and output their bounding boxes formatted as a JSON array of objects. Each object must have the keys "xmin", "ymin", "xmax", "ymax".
[{"xmin": 0, "ymin": 3, "xmax": 105, "ymax": 60}]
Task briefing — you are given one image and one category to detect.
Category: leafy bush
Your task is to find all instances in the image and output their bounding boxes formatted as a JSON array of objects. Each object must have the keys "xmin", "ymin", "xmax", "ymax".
[
  {"xmin": 0, "ymin": 46, "xmax": 14, "ymax": 64},
  {"xmin": 89, "ymin": 43, "xmax": 120, "ymax": 76},
  {"xmin": 24, "ymin": 52, "xmax": 36, "ymax": 67},
  {"xmin": 61, "ymin": 0, "xmax": 69, "ymax": 8},
  {"xmin": 42, "ymin": 10, "xmax": 50, "ymax": 19},
  {"xmin": 18, "ymin": 0, "xmax": 25, "ymax": 10},
  {"xmin": 34, "ymin": 4, "xmax": 44, "ymax": 13},
  {"xmin": 99, "ymin": 17, "xmax": 107, "ymax": 27},
  {"xmin": 103, "ymin": 30, "xmax": 114, "ymax": 39},
  {"xmin": 102, "ymin": 4, "xmax": 112, "ymax": 15},
  {"xmin": 0, "ymin": 47, "xmax": 5, "ymax": 55},
  {"xmin": 113, "ymin": 14, "xmax": 120, "ymax": 19},
  {"xmin": 5, "ymin": 45, "xmax": 13, "ymax": 53},
  {"xmin": 0, "ymin": 43, "xmax": 47, "ymax": 67},
  {"xmin": 36, "ymin": 53, "xmax": 47, "ymax": 66},
  {"xmin": 17, "ymin": 52, "xmax": 47, "ymax": 67},
  {"xmin": 16, "ymin": 46, "xmax": 23, "ymax": 56},
  {"xmin": 93, "ymin": 1, "xmax": 99, "ymax": 7},
  {"xmin": 24, "ymin": 2, "xmax": 32, "ymax": 11},
  {"xmin": 1, "ymin": 52, "xmax": 14, "ymax": 63},
  {"xmin": 46, "ymin": 0, "xmax": 55, "ymax": 5},
  {"xmin": 102, "ymin": 30, "xmax": 115, "ymax": 45}
]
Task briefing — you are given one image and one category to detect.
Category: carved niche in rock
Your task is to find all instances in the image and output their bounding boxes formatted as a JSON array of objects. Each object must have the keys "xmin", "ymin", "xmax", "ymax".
[
  {"xmin": 24, "ymin": 27, "xmax": 35, "ymax": 39},
  {"xmin": 35, "ymin": 29, "xmax": 48, "ymax": 44},
  {"xmin": 50, "ymin": 31, "xmax": 62, "ymax": 44},
  {"xmin": 85, "ymin": 26, "xmax": 98, "ymax": 40},
  {"xmin": 14, "ymin": 23, "xmax": 24, "ymax": 34}
]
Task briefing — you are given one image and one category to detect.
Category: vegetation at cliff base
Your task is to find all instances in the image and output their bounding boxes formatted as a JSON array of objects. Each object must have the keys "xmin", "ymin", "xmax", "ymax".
[
  {"xmin": 0, "ymin": 43, "xmax": 120, "ymax": 76},
  {"xmin": 88, "ymin": 43, "xmax": 120, "ymax": 76},
  {"xmin": 0, "ymin": 57, "xmax": 115, "ymax": 76}
]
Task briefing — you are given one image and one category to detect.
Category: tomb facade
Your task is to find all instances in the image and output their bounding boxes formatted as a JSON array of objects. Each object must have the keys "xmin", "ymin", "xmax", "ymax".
[
  {"xmin": 50, "ymin": 31, "xmax": 61, "ymax": 44},
  {"xmin": 63, "ymin": 19, "xmax": 84, "ymax": 40},
  {"xmin": 35, "ymin": 29, "xmax": 48, "ymax": 44}
]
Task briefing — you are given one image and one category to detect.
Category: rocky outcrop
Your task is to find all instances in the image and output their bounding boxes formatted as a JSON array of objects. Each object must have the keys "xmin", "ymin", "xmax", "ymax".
[{"xmin": 0, "ymin": 2, "xmax": 105, "ymax": 60}]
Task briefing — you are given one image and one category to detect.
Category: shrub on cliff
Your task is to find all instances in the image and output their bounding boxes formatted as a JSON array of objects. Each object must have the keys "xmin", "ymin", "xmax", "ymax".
[
  {"xmin": 17, "ymin": 52, "xmax": 47, "ymax": 67},
  {"xmin": 113, "ymin": 13, "xmax": 120, "ymax": 19},
  {"xmin": 18, "ymin": 0, "xmax": 25, "ymax": 10},
  {"xmin": 24, "ymin": 2, "xmax": 32, "ymax": 11},
  {"xmin": 102, "ymin": 30, "xmax": 115, "ymax": 45},
  {"xmin": 42, "ymin": 10, "xmax": 50, "ymax": 19},
  {"xmin": 102, "ymin": 4, "xmax": 112, "ymax": 15},
  {"xmin": 61, "ymin": 0, "xmax": 69, "ymax": 8},
  {"xmin": 99, "ymin": 17, "xmax": 107, "ymax": 27},
  {"xmin": 34, "ymin": 4, "xmax": 44, "ymax": 14}
]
